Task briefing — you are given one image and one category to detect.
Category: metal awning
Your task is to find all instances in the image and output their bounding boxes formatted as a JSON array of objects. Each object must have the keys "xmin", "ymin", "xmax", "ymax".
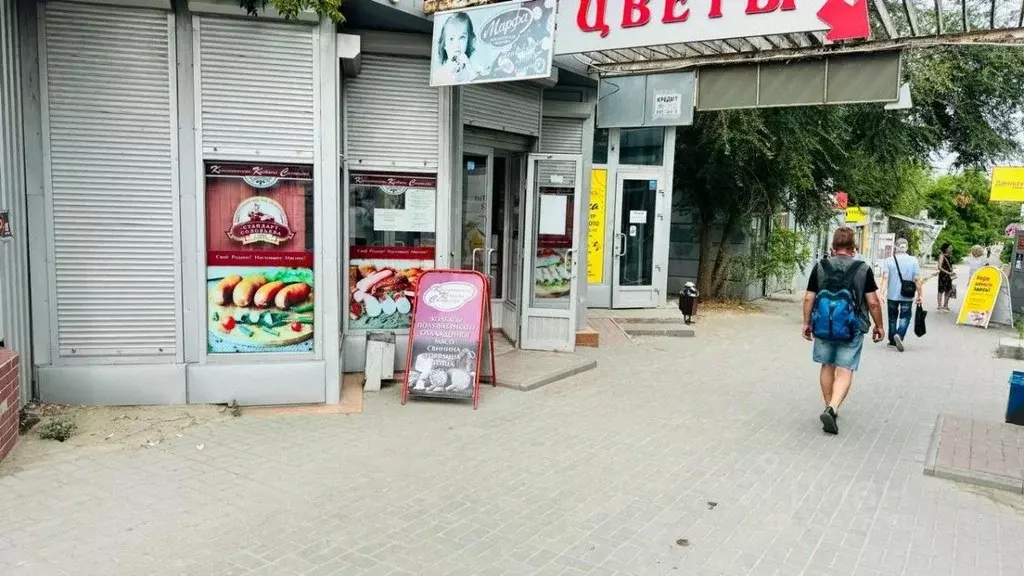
[{"xmin": 564, "ymin": 0, "xmax": 1024, "ymax": 75}]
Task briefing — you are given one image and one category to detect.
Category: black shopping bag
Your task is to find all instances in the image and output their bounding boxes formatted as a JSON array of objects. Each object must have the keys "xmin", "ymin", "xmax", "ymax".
[{"xmin": 914, "ymin": 304, "xmax": 927, "ymax": 337}]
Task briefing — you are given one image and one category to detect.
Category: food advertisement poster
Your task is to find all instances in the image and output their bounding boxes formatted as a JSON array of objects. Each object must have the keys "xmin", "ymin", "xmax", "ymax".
[
  {"xmin": 405, "ymin": 270, "xmax": 486, "ymax": 403},
  {"xmin": 587, "ymin": 169, "xmax": 606, "ymax": 284},
  {"xmin": 348, "ymin": 172, "xmax": 438, "ymax": 331},
  {"xmin": 430, "ymin": 0, "xmax": 555, "ymax": 87},
  {"xmin": 205, "ymin": 163, "xmax": 315, "ymax": 354},
  {"xmin": 349, "ymin": 246, "xmax": 434, "ymax": 330},
  {"xmin": 536, "ymin": 187, "xmax": 574, "ymax": 299},
  {"xmin": 0, "ymin": 209, "xmax": 11, "ymax": 239},
  {"xmin": 957, "ymin": 266, "xmax": 1001, "ymax": 328}
]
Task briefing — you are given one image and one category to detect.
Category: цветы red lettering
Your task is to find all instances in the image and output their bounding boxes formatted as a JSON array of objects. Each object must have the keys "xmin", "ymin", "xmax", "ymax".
[
  {"xmin": 663, "ymin": 0, "xmax": 690, "ymax": 23},
  {"xmin": 622, "ymin": 0, "xmax": 652, "ymax": 27},
  {"xmin": 576, "ymin": 0, "xmax": 610, "ymax": 36},
  {"xmin": 575, "ymin": 0, "xmax": 800, "ymax": 35},
  {"xmin": 745, "ymin": 0, "xmax": 796, "ymax": 14}
]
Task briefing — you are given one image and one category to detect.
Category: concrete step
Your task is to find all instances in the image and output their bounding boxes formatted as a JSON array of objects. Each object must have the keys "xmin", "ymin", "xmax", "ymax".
[
  {"xmin": 575, "ymin": 328, "xmax": 600, "ymax": 348},
  {"xmin": 621, "ymin": 326, "xmax": 696, "ymax": 337}
]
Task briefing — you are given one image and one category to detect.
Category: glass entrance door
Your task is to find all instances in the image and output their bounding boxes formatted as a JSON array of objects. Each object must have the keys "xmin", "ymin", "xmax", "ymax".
[
  {"xmin": 519, "ymin": 153, "xmax": 583, "ymax": 352},
  {"xmin": 611, "ymin": 174, "xmax": 665, "ymax": 308},
  {"xmin": 501, "ymin": 154, "xmax": 525, "ymax": 345},
  {"xmin": 461, "ymin": 151, "xmax": 491, "ymax": 275},
  {"xmin": 461, "ymin": 147, "xmax": 515, "ymax": 333}
]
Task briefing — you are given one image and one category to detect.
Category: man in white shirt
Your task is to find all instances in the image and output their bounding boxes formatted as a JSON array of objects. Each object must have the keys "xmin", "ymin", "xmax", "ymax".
[{"xmin": 879, "ymin": 238, "xmax": 923, "ymax": 352}]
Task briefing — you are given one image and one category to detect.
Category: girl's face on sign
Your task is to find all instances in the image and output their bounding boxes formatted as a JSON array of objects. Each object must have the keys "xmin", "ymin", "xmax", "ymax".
[{"xmin": 444, "ymin": 19, "xmax": 469, "ymax": 58}]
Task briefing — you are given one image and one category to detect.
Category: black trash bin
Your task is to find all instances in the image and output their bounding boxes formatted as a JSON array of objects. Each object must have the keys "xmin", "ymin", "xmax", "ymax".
[{"xmin": 678, "ymin": 283, "xmax": 699, "ymax": 324}]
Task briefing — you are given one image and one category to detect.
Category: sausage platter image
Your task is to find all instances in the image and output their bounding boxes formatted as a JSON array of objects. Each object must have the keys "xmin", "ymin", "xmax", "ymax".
[
  {"xmin": 207, "ymin": 267, "xmax": 314, "ymax": 353},
  {"xmin": 347, "ymin": 246, "xmax": 435, "ymax": 331},
  {"xmin": 204, "ymin": 162, "xmax": 315, "ymax": 354}
]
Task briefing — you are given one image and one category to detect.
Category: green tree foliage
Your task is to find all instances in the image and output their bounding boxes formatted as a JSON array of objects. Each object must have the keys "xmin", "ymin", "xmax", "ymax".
[
  {"xmin": 676, "ymin": 44, "xmax": 1024, "ymax": 297},
  {"xmin": 908, "ymin": 46, "xmax": 1024, "ymax": 167},
  {"xmin": 239, "ymin": 0, "xmax": 344, "ymax": 22},
  {"xmin": 925, "ymin": 170, "xmax": 1016, "ymax": 261},
  {"xmin": 674, "ymin": 107, "xmax": 849, "ymax": 296},
  {"xmin": 742, "ymin": 227, "xmax": 812, "ymax": 287}
]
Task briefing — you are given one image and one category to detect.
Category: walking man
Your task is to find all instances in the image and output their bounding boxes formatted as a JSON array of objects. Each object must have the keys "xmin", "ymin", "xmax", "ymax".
[
  {"xmin": 879, "ymin": 238, "xmax": 923, "ymax": 352},
  {"xmin": 803, "ymin": 227, "xmax": 885, "ymax": 435}
]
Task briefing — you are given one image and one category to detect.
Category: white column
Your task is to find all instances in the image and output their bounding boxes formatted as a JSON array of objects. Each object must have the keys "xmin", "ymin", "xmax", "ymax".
[{"xmin": 318, "ymin": 16, "xmax": 341, "ymax": 403}]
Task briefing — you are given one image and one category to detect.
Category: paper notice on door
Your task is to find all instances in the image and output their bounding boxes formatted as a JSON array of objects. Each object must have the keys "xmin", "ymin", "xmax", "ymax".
[
  {"xmin": 629, "ymin": 210, "xmax": 647, "ymax": 224},
  {"xmin": 373, "ymin": 208, "xmax": 403, "ymax": 231},
  {"xmin": 539, "ymin": 194, "xmax": 567, "ymax": 235},
  {"xmin": 404, "ymin": 188, "xmax": 435, "ymax": 232},
  {"xmin": 373, "ymin": 189, "xmax": 435, "ymax": 232}
]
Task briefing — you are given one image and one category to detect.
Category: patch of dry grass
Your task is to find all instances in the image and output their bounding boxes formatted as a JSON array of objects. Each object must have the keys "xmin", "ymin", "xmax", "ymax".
[{"xmin": 698, "ymin": 298, "xmax": 763, "ymax": 314}]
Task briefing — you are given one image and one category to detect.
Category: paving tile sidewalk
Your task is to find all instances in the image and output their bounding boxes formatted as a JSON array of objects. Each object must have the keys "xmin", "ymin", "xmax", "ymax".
[
  {"xmin": 926, "ymin": 414, "xmax": 1024, "ymax": 493},
  {"xmin": 4, "ymin": 265, "xmax": 1024, "ymax": 576}
]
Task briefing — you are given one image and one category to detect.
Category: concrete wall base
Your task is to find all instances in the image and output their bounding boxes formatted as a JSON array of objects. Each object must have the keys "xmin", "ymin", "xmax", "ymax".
[{"xmin": 997, "ymin": 338, "xmax": 1024, "ymax": 361}]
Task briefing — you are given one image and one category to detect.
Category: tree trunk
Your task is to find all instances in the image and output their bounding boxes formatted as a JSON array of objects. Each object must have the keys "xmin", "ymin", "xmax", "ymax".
[
  {"xmin": 709, "ymin": 212, "xmax": 739, "ymax": 298},
  {"xmin": 696, "ymin": 216, "xmax": 714, "ymax": 298}
]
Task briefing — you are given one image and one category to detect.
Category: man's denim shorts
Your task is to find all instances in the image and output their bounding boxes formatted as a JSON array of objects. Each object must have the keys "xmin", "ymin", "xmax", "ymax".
[{"xmin": 812, "ymin": 334, "xmax": 864, "ymax": 371}]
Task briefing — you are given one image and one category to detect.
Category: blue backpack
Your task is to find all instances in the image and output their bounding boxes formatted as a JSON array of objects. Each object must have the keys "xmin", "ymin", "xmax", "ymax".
[{"xmin": 810, "ymin": 259, "xmax": 865, "ymax": 341}]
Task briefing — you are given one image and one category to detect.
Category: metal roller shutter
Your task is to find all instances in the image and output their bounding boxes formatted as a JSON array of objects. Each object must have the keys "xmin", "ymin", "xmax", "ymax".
[
  {"xmin": 197, "ymin": 17, "xmax": 316, "ymax": 159},
  {"xmin": 464, "ymin": 82, "xmax": 542, "ymax": 136},
  {"xmin": 0, "ymin": 0, "xmax": 32, "ymax": 400},
  {"xmin": 538, "ymin": 117, "xmax": 583, "ymax": 188},
  {"xmin": 540, "ymin": 116, "xmax": 584, "ymax": 154},
  {"xmin": 42, "ymin": 3, "xmax": 178, "ymax": 358},
  {"xmin": 346, "ymin": 54, "xmax": 438, "ymax": 170}
]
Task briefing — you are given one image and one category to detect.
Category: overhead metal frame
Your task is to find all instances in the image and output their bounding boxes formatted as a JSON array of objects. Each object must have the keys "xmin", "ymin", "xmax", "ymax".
[{"xmin": 563, "ymin": 0, "xmax": 1024, "ymax": 76}]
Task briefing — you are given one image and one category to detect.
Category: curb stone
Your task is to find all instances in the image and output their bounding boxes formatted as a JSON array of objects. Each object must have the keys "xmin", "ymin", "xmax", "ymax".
[{"xmin": 923, "ymin": 414, "xmax": 1024, "ymax": 494}]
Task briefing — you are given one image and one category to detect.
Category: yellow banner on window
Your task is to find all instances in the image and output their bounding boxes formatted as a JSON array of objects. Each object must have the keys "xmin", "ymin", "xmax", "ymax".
[
  {"xmin": 845, "ymin": 206, "xmax": 868, "ymax": 224},
  {"xmin": 990, "ymin": 166, "xmax": 1024, "ymax": 202},
  {"xmin": 587, "ymin": 169, "xmax": 607, "ymax": 284}
]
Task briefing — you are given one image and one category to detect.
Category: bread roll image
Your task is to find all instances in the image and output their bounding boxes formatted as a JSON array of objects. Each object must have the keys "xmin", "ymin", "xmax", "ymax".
[
  {"xmin": 274, "ymin": 283, "xmax": 312, "ymax": 309},
  {"xmin": 232, "ymin": 275, "xmax": 267, "ymax": 307},
  {"xmin": 213, "ymin": 275, "xmax": 242, "ymax": 305},
  {"xmin": 253, "ymin": 281, "xmax": 285, "ymax": 308}
]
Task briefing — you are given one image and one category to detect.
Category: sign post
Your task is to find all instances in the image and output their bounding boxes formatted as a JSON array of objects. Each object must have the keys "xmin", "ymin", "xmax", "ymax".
[{"xmin": 402, "ymin": 270, "xmax": 496, "ymax": 409}]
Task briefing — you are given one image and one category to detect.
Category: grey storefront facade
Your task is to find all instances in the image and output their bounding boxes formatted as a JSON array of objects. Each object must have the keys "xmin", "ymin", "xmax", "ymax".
[{"xmin": 0, "ymin": 0, "xmax": 687, "ymax": 406}]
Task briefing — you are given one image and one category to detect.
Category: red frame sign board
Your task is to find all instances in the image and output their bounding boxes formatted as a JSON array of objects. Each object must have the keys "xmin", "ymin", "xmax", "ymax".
[
  {"xmin": 402, "ymin": 270, "xmax": 497, "ymax": 409},
  {"xmin": 554, "ymin": 0, "xmax": 871, "ymax": 56}
]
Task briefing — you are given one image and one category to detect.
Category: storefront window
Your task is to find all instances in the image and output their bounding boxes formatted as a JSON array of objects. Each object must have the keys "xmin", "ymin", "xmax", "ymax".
[
  {"xmin": 348, "ymin": 172, "xmax": 436, "ymax": 331},
  {"xmin": 619, "ymin": 127, "xmax": 664, "ymax": 165},
  {"xmin": 205, "ymin": 163, "xmax": 315, "ymax": 354},
  {"xmin": 593, "ymin": 128, "xmax": 610, "ymax": 164}
]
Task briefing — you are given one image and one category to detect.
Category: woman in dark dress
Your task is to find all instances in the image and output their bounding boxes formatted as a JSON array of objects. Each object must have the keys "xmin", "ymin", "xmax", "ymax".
[{"xmin": 937, "ymin": 242, "xmax": 955, "ymax": 311}]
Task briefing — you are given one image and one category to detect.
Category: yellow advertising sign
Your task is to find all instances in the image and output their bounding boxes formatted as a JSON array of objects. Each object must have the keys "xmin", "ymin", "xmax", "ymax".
[
  {"xmin": 845, "ymin": 206, "xmax": 868, "ymax": 224},
  {"xmin": 990, "ymin": 166, "xmax": 1024, "ymax": 202},
  {"xmin": 587, "ymin": 169, "xmax": 607, "ymax": 284},
  {"xmin": 956, "ymin": 266, "xmax": 1003, "ymax": 328}
]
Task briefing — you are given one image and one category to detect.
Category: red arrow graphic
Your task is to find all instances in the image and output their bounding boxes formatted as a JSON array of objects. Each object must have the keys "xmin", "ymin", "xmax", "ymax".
[{"xmin": 816, "ymin": 0, "xmax": 871, "ymax": 41}]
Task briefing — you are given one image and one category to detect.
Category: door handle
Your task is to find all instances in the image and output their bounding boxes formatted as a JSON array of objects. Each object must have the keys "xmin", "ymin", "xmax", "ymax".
[
  {"xmin": 615, "ymin": 233, "xmax": 627, "ymax": 257},
  {"xmin": 485, "ymin": 248, "xmax": 496, "ymax": 277},
  {"xmin": 564, "ymin": 248, "xmax": 576, "ymax": 279},
  {"xmin": 471, "ymin": 248, "xmax": 482, "ymax": 272}
]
